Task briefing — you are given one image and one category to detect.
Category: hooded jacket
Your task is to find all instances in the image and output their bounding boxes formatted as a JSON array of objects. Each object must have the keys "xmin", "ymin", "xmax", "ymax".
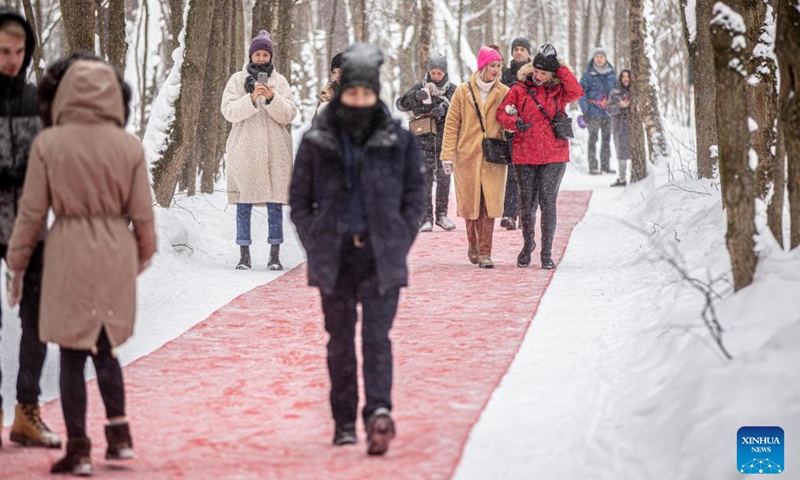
[
  {"xmin": 7, "ymin": 60, "xmax": 156, "ymax": 350},
  {"xmin": 0, "ymin": 8, "xmax": 41, "ymax": 245}
]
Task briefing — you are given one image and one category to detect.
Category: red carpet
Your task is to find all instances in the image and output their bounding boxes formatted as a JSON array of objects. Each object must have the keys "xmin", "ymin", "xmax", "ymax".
[{"xmin": 1, "ymin": 191, "xmax": 591, "ymax": 479}]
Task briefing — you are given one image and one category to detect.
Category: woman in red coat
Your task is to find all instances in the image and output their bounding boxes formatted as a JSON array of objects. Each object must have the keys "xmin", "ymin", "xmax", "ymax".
[{"xmin": 497, "ymin": 44, "xmax": 583, "ymax": 269}]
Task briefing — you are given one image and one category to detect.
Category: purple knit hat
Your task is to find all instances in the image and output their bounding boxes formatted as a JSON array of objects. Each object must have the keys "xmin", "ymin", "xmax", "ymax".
[{"xmin": 249, "ymin": 30, "xmax": 274, "ymax": 59}]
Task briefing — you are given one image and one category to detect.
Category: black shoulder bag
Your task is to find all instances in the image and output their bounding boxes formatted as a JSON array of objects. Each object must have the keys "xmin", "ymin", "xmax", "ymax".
[
  {"xmin": 466, "ymin": 83, "xmax": 512, "ymax": 165},
  {"xmin": 528, "ymin": 88, "xmax": 574, "ymax": 140}
]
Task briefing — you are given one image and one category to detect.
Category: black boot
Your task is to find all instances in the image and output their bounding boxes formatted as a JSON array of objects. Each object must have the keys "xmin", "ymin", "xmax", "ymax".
[
  {"xmin": 541, "ymin": 253, "xmax": 555, "ymax": 270},
  {"xmin": 268, "ymin": 244, "xmax": 283, "ymax": 271},
  {"xmin": 51, "ymin": 437, "xmax": 93, "ymax": 476},
  {"xmin": 333, "ymin": 422, "xmax": 357, "ymax": 446},
  {"xmin": 236, "ymin": 246, "xmax": 251, "ymax": 270},
  {"xmin": 366, "ymin": 408, "xmax": 395, "ymax": 456},
  {"xmin": 517, "ymin": 238, "xmax": 536, "ymax": 268},
  {"xmin": 105, "ymin": 422, "xmax": 134, "ymax": 460}
]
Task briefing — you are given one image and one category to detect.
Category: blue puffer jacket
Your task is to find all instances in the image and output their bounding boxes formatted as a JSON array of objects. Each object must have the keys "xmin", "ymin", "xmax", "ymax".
[{"xmin": 578, "ymin": 60, "xmax": 617, "ymax": 119}]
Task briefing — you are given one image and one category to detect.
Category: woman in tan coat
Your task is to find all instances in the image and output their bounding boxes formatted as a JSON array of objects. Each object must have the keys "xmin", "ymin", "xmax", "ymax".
[
  {"xmin": 440, "ymin": 46, "xmax": 510, "ymax": 268},
  {"xmin": 221, "ymin": 30, "xmax": 297, "ymax": 271},
  {"xmin": 7, "ymin": 54, "xmax": 156, "ymax": 476}
]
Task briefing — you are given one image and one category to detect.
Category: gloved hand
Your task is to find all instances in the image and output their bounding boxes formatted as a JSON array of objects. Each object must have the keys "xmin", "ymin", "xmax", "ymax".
[
  {"xmin": 515, "ymin": 118, "xmax": 532, "ymax": 132},
  {"xmin": 414, "ymin": 90, "xmax": 430, "ymax": 101},
  {"xmin": 442, "ymin": 161, "xmax": 454, "ymax": 175},
  {"xmin": 431, "ymin": 105, "xmax": 446, "ymax": 118},
  {"xmin": 505, "ymin": 104, "xmax": 518, "ymax": 116}
]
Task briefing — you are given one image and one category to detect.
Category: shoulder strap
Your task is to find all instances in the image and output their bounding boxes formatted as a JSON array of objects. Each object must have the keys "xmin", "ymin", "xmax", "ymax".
[
  {"xmin": 466, "ymin": 82, "xmax": 487, "ymax": 137},
  {"xmin": 527, "ymin": 87, "xmax": 553, "ymax": 123}
]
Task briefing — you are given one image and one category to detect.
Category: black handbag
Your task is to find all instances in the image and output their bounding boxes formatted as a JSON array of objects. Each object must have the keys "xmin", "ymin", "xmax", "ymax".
[
  {"xmin": 529, "ymin": 89, "xmax": 574, "ymax": 140},
  {"xmin": 466, "ymin": 83, "xmax": 512, "ymax": 165}
]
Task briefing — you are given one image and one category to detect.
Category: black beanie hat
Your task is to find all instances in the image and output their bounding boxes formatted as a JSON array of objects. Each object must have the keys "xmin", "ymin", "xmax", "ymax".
[
  {"xmin": 510, "ymin": 37, "xmax": 532, "ymax": 56},
  {"xmin": 339, "ymin": 43, "xmax": 383, "ymax": 95},
  {"xmin": 330, "ymin": 52, "xmax": 343, "ymax": 73},
  {"xmin": 532, "ymin": 44, "xmax": 560, "ymax": 73}
]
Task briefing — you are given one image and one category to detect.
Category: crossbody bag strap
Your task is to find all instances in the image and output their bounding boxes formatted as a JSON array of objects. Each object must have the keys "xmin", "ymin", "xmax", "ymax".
[
  {"xmin": 466, "ymin": 82, "xmax": 487, "ymax": 137},
  {"xmin": 528, "ymin": 87, "xmax": 554, "ymax": 123}
]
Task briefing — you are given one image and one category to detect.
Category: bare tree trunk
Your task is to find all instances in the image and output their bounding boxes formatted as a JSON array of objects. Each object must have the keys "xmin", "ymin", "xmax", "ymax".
[
  {"xmin": 629, "ymin": 0, "xmax": 649, "ymax": 182},
  {"xmin": 151, "ymin": 0, "xmax": 216, "ymax": 206},
  {"xmin": 351, "ymin": 0, "xmax": 367, "ymax": 42},
  {"xmin": 569, "ymin": 0, "xmax": 578, "ymax": 69},
  {"xmin": 776, "ymin": 0, "xmax": 800, "ymax": 249},
  {"xmin": 680, "ymin": 0, "xmax": 719, "ymax": 179},
  {"xmin": 594, "ymin": 0, "xmax": 607, "ymax": 49},
  {"xmin": 233, "ymin": 0, "xmax": 245, "ymax": 71},
  {"xmin": 399, "ymin": 0, "xmax": 418, "ymax": 90},
  {"xmin": 95, "ymin": 0, "xmax": 107, "ymax": 59},
  {"xmin": 640, "ymin": 0, "xmax": 668, "ymax": 163},
  {"xmin": 614, "ymin": 0, "xmax": 629, "ymax": 68},
  {"xmin": 168, "ymin": 0, "xmax": 183, "ymax": 51},
  {"xmin": 274, "ymin": 0, "xmax": 294, "ymax": 78},
  {"xmin": 711, "ymin": 1, "xmax": 756, "ymax": 290},
  {"xmin": 252, "ymin": 0, "xmax": 274, "ymax": 37},
  {"xmin": 21, "ymin": 0, "xmax": 43, "ymax": 81},
  {"xmin": 457, "ymin": 0, "xmax": 464, "ymax": 76},
  {"xmin": 61, "ymin": 0, "xmax": 95, "ymax": 53},
  {"xmin": 107, "ymin": 0, "xmax": 126, "ymax": 73},
  {"xmin": 769, "ymin": 121, "xmax": 786, "ymax": 245},
  {"xmin": 418, "ymin": 0, "xmax": 433, "ymax": 79},
  {"xmin": 581, "ymin": 0, "xmax": 593, "ymax": 65}
]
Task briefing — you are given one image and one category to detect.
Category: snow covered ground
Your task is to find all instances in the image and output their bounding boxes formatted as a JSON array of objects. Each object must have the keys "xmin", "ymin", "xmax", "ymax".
[{"xmin": 2, "ymin": 122, "xmax": 797, "ymax": 479}]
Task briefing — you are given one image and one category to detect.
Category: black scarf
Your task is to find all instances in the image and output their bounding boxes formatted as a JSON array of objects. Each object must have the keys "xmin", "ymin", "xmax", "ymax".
[
  {"xmin": 244, "ymin": 62, "xmax": 275, "ymax": 93},
  {"xmin": 331, "ymin": 98, "xmax": 383, "ymax": 146}
]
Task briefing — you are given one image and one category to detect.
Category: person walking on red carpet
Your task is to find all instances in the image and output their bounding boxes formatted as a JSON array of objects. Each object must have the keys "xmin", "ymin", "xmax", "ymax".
[
  {"xmin": 290, "ymin": 43, "xmax": 424, "ymax": 456},
  {"xmin": 7, "ymin": 53, "xmax": 156, "ymax": 476}
]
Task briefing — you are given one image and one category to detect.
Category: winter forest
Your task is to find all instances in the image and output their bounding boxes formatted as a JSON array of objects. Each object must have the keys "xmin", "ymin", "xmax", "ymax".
[{"xmin": 1, "ymin": 0, "xmax": 799, "ymax": 478}]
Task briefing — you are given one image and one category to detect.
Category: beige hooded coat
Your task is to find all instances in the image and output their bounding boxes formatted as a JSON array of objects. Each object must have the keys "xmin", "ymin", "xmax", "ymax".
[
  {"xmin": 7, "ymin": 60, "xmax": 156, "ymax": 350},
  {"xmin": 221, "ymin": 66, "xmax": 297, "ymax": 205},
  {"xmin": 440, "ymin": 72, "xmax": 509, "ymax": 219}
]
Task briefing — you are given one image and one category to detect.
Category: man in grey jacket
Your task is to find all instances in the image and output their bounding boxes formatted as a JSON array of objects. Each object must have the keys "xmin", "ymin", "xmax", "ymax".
[{"xmin": 0, "ymin": 7, "xmax": 60, "ymax": 449}]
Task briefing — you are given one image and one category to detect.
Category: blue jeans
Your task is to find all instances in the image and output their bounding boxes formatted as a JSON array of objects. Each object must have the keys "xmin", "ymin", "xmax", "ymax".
[{"xmin": 236, "ymin": 203, "xmax": 283, "ymax": 246}]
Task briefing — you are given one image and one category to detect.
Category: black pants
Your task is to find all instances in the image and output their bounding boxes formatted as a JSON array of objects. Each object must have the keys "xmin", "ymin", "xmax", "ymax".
[
  {"xmin": 60, "ymin": 329, "xmax": 125, "ymax": 439},
  {"xmin": 587, "ymin": 117, "xmax": 612, "ymax": 172},
  {"xmin": 0, "ymin": 242, "xmax": 46, "ymax": 406},
  {"xmin": 515, "ymin": 163, "xmax": 567, "ymax": 257},
  {"xmin": 503, "ymin": 164, "xmax": 519, "ymax": 219},
  {"xmin": 420, "ymin": 139, "xmax": 450, "ymax": 223},
  {"xmin": 320, "ymin": 238, "xmax": 399, "ymax": 425}
]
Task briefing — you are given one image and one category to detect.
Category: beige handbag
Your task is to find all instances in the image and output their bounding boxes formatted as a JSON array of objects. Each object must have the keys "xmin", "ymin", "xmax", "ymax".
[{"xmin": 408, "ymin": 115, "xmax": 437, "ymax": 136}]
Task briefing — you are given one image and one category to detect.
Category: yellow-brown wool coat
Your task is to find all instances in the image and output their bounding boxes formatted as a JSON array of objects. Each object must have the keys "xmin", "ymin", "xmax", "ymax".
[
  {"xmin": 440, "ymin": 72, "xmax": 509, "ymax": 219},
  {"xmin": 7, "ymin": 61, "xmax": 156, "ymax": 350}
]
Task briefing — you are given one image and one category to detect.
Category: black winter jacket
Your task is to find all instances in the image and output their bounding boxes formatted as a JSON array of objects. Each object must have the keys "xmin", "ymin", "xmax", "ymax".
[
  {"xmin": 290, "ymin": 103, "xmax": 425, "ymax": 294},
  {"xmin": 0, "ymin": 8, "xmax": 42, "ymax": 245},
  {"xmin": 395, "ymin": 79, "xmax": 455, "ymax": 150}
]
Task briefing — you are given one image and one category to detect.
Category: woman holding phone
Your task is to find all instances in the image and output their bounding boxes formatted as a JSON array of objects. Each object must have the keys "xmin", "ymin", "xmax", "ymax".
[{"xmin": 221, "ymin": 30, "xmax": 297, "ymax": 270}]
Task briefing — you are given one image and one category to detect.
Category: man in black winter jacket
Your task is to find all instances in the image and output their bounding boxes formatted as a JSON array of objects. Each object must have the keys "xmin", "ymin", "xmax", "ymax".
[
  {"xmin": 0, "ymin": 7, "xmax": 60, "ymax": 449},
  {"xmin": 291, "ymin": 43, "xmax": 424, "ymax": 456},
  {"xmin": 499, "ymin": 37, "xmax": 533, "ymax": 231}
]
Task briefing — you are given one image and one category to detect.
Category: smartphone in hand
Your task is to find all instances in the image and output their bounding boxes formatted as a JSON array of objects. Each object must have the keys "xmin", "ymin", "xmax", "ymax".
[{"xmin": 257, "ymin": 72, "xmax": 269, "ymax": 84}]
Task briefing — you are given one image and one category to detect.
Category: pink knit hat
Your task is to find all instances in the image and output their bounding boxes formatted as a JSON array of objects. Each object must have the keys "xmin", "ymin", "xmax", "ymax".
[{"xmin": 476, "ymin": 46, "xmax": 502, "ymax": 71}]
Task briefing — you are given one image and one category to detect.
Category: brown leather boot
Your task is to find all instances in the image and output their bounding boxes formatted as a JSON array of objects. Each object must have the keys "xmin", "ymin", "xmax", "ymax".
[
  {"xmin": 50, "ymin": 437, "xmax": 92, "ymax": 476},
  {"xmin": 105, "ymin": 422, "xmax": 134, "ymax": 460},
  {"xmin": 10, "ymin": 403, "xmax": 61, "ymax": 448},
  {"xmin": 467, "ymin": 243, "xmax": 479, "ymax": 264}
]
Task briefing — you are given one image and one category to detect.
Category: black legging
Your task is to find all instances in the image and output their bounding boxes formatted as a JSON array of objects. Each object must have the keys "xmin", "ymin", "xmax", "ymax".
[
  {"xmin": 60, "ymin": 329, "xmax": 125, "ymax": 439},
  {"xmin": 515, "ymin": 163, "xmax": 567, "ymax": 257}
]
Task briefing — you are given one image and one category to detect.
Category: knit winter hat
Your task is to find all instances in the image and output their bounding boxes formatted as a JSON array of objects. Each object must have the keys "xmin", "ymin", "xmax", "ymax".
[
  {"xmin": 591, "ymin": 47, "xmax": 607, "ymax": 60},
  {"xmin": 428, "ymin": 53, "xmax": 448, "ymax": 74},
  {"xmin": 533, "ymin": 44, "xmax": 560, "ymax": 73},
  {"xmin": 339, "ymin": 43, "xmax": 384, "ymax": 94},
  {"xmin": 249, "ymin": 30, "xmax": 274, "ymax": 59},
  {"xmin": 330, "ymin": 52, "xmax": 343, "ymax": 72},
  {"xmin": 510, "ymin": 37, "xmax": 532, "ymax": 55},
  {"xmin": 476, "ymin": 46, "xmax": 502, "ymax": 72}
]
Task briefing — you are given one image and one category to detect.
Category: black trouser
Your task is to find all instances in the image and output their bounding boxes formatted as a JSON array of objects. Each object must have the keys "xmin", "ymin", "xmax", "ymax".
[
  {"xmin": 0, "ymin": 242, "xmax": 46, "ymax": 406},
  {"xmin": 503, "ymin": 164, "xmax": 519, "ymax": 219},
  {"xmin": 420, "ymin": 137, "xmax": 450, "ymax": 223},
  {"xmin": 515, "ymin": 163, "xmax": 567, "ymax": 258},
  {"xmin": 60, "ymin": 329, "xmax": 125, "ymax": 439},
  {"xmin": 320, "ymin": 238, "xmax": 399, "ymax": 425},
  {"xmin": 587, "ymin": 117, "xmax": 612, "ymax": 171}
]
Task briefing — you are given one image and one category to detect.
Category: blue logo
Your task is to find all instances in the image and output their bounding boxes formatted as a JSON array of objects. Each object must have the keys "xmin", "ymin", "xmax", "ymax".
[{"xmin": 738, "ymin": 426, "xmax": 784, "ymax": 474}]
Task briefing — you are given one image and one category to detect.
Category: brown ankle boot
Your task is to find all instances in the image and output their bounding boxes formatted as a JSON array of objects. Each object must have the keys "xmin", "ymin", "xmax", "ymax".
[
  {"xmin": 50, "ymin": 437, "xmax": 92, "ymax": 476},
  {"xmin": 105, "ymin": 422, "xmax": 134, "ymax": 460},
  {"xmin": 10, "ymin": 403, "xmax": 61, "ymax": 448}
]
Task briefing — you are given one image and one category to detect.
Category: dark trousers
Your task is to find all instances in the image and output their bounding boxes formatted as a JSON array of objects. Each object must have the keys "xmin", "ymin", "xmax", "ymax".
[
  {"xmin": 503, "ymin": 164, "xmax": 519, "ymax": 219},
  {"xmin": 0, "ymin": 242, "xmax": 46, "ymax": 406},
  {"xmin": 515, "ymin": 163, "xmax": 567, "ymax": 257},
  {"xmin": 587, "ymin": 117, "xmax": 612, "ymax": 172},
  {"xmin": 60, "ymin": 329, "xmax": 125, "ymax": 439},
  {"xmin": 320, "ymin": 239, "xmax": 399, "ymax": 425},
  {"xmin": 420, "ymin": 140, "xmax": 450, "ymax": 223}
]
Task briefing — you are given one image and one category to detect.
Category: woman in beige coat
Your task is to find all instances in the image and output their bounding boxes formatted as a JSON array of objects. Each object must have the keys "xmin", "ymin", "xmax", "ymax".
[
  {"xmin": 440, "ymin": 46, "xmax": 510, "ymax": 268},
  {"xmin": 7, "ymin": 54, "xmax": 156, "ymax": 475},
  {"xmin": 221, "ymin": 30, "xmax": 297, "ymax": 271}
]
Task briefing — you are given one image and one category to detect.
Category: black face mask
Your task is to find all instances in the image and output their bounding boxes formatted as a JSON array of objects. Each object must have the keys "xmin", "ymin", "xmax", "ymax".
[{"xmin": 333, "ymin": 100, "xmax": 382, "ymax": 145}]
